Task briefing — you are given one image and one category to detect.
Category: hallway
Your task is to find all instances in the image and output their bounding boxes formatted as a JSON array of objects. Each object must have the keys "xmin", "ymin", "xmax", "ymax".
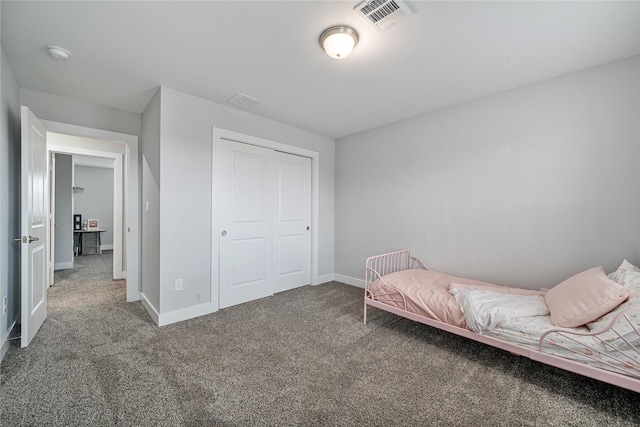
[{"xmin": 53, "ymin": 250, "xmax": 116, "ymax": 286}]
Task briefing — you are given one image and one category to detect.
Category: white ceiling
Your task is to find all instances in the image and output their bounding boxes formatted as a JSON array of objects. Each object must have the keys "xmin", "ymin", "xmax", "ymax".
[{"xmin": 2, "ymin": 1, "xmax": 639, "ymax": 139}]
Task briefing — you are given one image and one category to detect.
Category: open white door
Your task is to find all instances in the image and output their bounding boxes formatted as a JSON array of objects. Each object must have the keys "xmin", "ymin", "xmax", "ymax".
[{"xmin": 20, "ymin": 106, "xmax": 48, "ymax": 348}]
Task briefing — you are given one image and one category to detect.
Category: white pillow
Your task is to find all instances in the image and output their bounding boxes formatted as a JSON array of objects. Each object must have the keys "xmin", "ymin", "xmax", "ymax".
[
  {"xmin": 607, "ymin": 259, "xmax": 640, "ymax": 288},
  {"xmin": 451, "ymin": 287, "xmax": 549, "ymax": 333}
]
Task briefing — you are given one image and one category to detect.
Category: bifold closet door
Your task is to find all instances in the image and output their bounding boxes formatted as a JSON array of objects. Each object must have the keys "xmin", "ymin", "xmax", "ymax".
[{"xmin": 216, "ymin": 139, "xmax": 311, "ymax": 309}]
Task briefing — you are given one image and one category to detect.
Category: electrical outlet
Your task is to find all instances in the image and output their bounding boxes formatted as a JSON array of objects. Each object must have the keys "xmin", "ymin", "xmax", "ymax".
[
  {"xmin": 175, "ymin": 278, "xmax": 183, "ymax": 292},
  {"xmin": 2, "ymin": 296, "xmax": 7, "ymax": 314}
]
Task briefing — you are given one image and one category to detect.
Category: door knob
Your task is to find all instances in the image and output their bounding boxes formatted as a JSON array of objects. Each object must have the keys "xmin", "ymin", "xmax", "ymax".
[
  {"xmin": 15, "ymin": 236, "xmax": 42, "ymax": 243},
  {"xmin": 221, "ymin": 230, "xmax": 227, "ymax": 236}
]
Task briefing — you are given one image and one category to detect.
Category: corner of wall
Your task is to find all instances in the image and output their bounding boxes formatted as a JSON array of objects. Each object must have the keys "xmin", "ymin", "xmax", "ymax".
[
  {"xmin": 139, "ymin": 292, "xmax": 159, "ymax": 325},
  {"xmin": 1, "ymin": 45, "xmax": 21, "ymax": 363},
  {"xmin": 140, "ymin": 87, "xmax": 162, "ymax": 311},
  {"xmin": 0, "ymin": 321, "xmax": 18, "ymax": 361}
]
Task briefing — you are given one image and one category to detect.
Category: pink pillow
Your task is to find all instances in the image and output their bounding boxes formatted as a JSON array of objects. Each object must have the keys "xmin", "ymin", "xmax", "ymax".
[{"xmin": 545, "ymin": 267, "xmax": 631, "ymax": 328}]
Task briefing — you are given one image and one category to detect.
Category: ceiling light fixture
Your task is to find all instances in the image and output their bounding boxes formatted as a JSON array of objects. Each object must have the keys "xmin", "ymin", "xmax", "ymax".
[
  {"xmin": 47, "ymin": 45, "xmax": 71, "ymax": 60},
  {"xmin": 319, "ymin": 26, "xmax": 359, "ymax": 59}
]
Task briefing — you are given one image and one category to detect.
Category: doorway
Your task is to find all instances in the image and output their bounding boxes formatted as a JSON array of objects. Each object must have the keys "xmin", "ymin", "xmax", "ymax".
[
  {"xmin": 51, "ymin": 153, "xmax": 117, "ymax": 277},
  {"xmin": 18, "ymin": 108, "xmax": 140, "ymax": 349},
  {"xmin": 44, "ymin": 120, "xmax": 140, "ymax": 302},
  {"xmin": 49, "ymin": 136, "xmax": 124, "ymax": 284}
]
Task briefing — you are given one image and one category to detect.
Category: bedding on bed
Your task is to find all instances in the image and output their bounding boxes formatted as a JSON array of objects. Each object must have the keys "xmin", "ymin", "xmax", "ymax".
[
  {"xmin": 587, "ymin": 260, "xmax": 640, "ymax": 346},
  {"xmin": 376, "ymin": 271, "xmax": 639, "ymax": 376},
  {"xmin": 485, "ymin": 313, "xmax": 640, "ymax": 377},
  {"xmin": 365, "ymin": 251, "xmax": 640, "ymax": 390},
  {"xmin": 449, "ymin": 288, "xmax": 548, "ymax": 333},
  {"xmin": 368, "ymin": 268, "xmax": 543, "ymax": 329}
]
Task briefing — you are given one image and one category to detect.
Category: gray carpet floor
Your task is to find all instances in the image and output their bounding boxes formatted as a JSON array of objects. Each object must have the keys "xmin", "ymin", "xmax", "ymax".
[{"xmin": 1, "ymin": 252, "xmax": 639, "ymax": 426}]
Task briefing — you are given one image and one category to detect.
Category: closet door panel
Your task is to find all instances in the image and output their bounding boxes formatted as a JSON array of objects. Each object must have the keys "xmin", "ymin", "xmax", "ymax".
[
  {"xmin": 217, "ymin": 140, "xmax": 275, "ymax": 309},
  {"xmin": 273, "ymin": 152, "xmax": 311, "ymax": 293}
]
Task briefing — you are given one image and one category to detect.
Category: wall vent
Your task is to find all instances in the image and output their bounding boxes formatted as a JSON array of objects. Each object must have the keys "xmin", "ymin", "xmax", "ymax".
[{"xmin": 354, "ymin": 0, "xmax": 414, "ymax": 32}]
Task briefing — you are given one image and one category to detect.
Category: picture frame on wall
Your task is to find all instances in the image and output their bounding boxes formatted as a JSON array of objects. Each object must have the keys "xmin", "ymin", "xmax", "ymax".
[{"xmin": 87, "ymin": 219, "xmax": 99, "ymax": 229}]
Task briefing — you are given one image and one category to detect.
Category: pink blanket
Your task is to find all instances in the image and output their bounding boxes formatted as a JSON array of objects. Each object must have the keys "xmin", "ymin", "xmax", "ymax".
[{"xmin": 368, "ymin": 269, "xmax": 544, "ymax": 329}]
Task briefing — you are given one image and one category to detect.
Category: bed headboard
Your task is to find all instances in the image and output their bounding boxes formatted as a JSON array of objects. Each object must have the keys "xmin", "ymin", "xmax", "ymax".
[{"xmin": 365, "ymin": 249, "xmax": 427, "ymax": 289}]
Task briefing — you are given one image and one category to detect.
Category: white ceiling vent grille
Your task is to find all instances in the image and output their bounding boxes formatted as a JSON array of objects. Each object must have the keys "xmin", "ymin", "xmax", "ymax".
[
  {"xmin": 354, "ymin": 0, "xmax": 414, "ymax": 32},
  {"xmin": 226, "ymin": 93, "xmax": 262, "ymax": 109}
]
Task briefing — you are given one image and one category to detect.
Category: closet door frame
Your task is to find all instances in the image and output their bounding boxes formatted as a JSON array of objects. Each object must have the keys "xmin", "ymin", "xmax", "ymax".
[{"xmin": 211, "ymin": 127, "xmax": 320, "ymax": 312}]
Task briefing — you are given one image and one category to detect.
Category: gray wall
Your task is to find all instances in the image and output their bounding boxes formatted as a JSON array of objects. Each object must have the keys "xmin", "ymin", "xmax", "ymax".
[
  {"xmin": 19, "ymin": 88, "xmax": 141, "ymax": 137},
  {"xmin": 54, "ymin": 154, "xmax": 73, "ymax": 268},
  {"xmin": 1, "ymin": 46, "xmax": 20, "ymax": 359},
  {"xmin": 141, "ymin": 86, "xmax": 335, "ymax": 318},
  {"xmin": 336, "ymin": 56, "xmax": 640, "ymax": 290},
  {"xmin": 74, "ymin": 165, "xmax": 114, "ymax": 247},
  {"xmin": 141, "ymin": 89, "xmax": 161, "ymax": 310}
]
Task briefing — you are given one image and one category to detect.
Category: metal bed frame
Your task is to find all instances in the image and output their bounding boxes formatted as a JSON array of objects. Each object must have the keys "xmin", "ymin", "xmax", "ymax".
[{"xmin": 364, "ymin": 249, "xmax": 640, "ymax": 393}]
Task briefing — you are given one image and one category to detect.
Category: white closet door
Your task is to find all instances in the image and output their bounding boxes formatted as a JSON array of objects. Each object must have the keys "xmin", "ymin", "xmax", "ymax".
[
  {"xmin": 217, "ymin": 139, "xmax": 276, "ymax": 309},
  {"xmin": 273, "ymin": 152, "xmax": 311, "ymax": 293}
]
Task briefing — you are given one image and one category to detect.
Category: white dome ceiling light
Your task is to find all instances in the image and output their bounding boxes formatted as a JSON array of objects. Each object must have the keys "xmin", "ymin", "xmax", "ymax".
[
  {"xmin": 319, "ymin": 26, "xmax": 359, "ymax": 60},
  {"xmin": 47, "ymin": 45, "xmax": 71, "ymax": 60}
]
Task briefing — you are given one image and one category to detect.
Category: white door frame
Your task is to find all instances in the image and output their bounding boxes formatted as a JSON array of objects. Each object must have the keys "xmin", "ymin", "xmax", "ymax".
[
  {"xmin": 42, "ymin": 121, "xmax": 140, "ymax": 302},
  {"xmin": 211, "ymin": 127, "xmax": 320, "ymax": 312},
  {"xmin": 48, "ymin": 152, "xmax": 56, "ymax": 285}
]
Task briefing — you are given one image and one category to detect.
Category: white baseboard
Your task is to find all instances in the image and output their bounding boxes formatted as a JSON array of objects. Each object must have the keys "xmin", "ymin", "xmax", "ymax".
[
  {"xmin": 157, "ymin": 302, "xmax": 215, "ymax": 327},
  {"xmin": 140, "ymin": 292, "xmax": 215, "ymax": 327},
  {"xmin": 313, "ymin": 274, "xmax": 335, "ymax": 285},
  {"xmin": 140, "ymin": 292, "xmax": 160, "ymax": 325},
  {"xmin": 0, "ymin": 320, "xmax": 18, "ymax": 363},
  {"xmin": 54, "ymin": 261, "xmax": 73, "ymax": 270},
  {"xmin": 101, "ymin": 244, "xmax": 114, "ymax": 251},
  {"xmin": 313, "ymin": 273, "xmax": 365, "ymax": 288},
  {"xmin": 334, "ymin": 274, "xmax": 365, "ymax": 288}
]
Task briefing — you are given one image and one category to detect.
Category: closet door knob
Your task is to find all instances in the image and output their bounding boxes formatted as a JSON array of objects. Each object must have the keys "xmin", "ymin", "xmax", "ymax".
[{"xmin": 221, "ymin": 230, "xmax": 227, "ymax": 236}]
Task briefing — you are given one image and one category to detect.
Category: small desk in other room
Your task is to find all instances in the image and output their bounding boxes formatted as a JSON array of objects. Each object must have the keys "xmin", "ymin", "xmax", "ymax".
[{"xmin": 74, "ymin": 229, "xmax": 106, "ymax": 256}]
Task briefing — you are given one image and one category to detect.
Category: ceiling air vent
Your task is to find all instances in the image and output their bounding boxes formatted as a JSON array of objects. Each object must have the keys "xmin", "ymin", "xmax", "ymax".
[
  {"xmin": 226, "ymin": 93, "xmax": 262, "ymax": 109},
  {"xmin": 354, "ymin": 0, "xmax": 414, "ymax": 32}
]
